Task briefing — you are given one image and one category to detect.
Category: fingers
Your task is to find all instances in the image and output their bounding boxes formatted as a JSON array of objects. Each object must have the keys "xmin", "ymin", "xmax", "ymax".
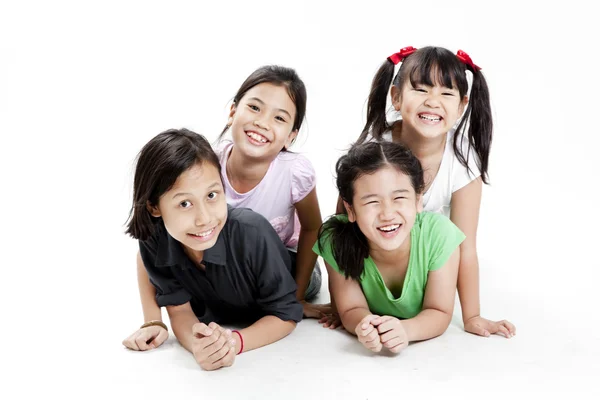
[
  {"xmin": 388, "ymin": 340, "xmax": 408, "ymax": 354},
  {"xmin": 122, "ymin": 332, "xmax": 140, "ymax": 351},
  {"xmin": 151, "ymin": 327, "xmax": 169, "ymax": 347},
  {"xmin": 134, "ymin": 330, "xmax": 154, "ymax": 351},
  {"xmin": 357, "ymin": 314, "xmax": 380, "ymax": 331},
  {"xmin": 207, "ymin": 336, "xmax": 236, "ymax": 363},
  {"xmin": 123, "ymin": 327, "xmax": 164, "ymax": 351},
  {"xmin": 357, "ymin": 323, "xmax": 382, "ymax": 352},
  {"xmin": 465, "ymin": 321, "xmax": 490, "ymax": 337},
  {"xmin": 329, "ymin": 318, "xmax": 342, "ymax": 330},
  {"xmin": 501, "ymin": 320, "xmax": 516, "ymax": 336},
  {"xmin": 375, "ymin": 318, "xmax": 400, "ymax": 334},
  {"xmin": 193, "ymin": 322, "xmax": 214, "ymax": 338},
  {"xmin": 210, "ymin": 344, "xmax": 236, "ymax": 370},
  {"xmin": 370, "ymin": 315, "xmax": 393, "ymax": 327}
]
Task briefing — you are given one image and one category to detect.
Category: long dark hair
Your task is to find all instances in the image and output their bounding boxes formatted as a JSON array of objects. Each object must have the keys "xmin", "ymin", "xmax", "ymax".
[
  {"xmin": 217, "ymin": 65, "xmax": 307, "ymax": 149},
  {"xmin": 125, "ymin": 128, "xmax": 222, "ymax": 241},
  {"xmin": 357, "ymin": 46, "xmax": 492, "ymax": 184},
  {"xmin": 318, "ymin": 141, "xmax": 424, "ymax": 280}
]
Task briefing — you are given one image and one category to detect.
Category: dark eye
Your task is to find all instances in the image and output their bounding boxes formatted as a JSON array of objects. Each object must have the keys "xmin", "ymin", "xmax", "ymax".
[
  {"xmin": 275, "ymin": 116, "xmax": 286, "ymax": 122},
  {"xmin": 180, "ymin": 200, "xmax": 192, "ymax": 208},
  {"xmin": 207, "ymin": 192, "xmax": 218, "ymax": 200},
  {"xmin": 248, "ymin": 104, "xmax": 259, "ymax": 111}
]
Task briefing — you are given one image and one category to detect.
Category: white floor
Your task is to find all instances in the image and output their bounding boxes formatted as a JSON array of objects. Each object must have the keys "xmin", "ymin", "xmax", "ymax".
[{"xmin": 42, "ymin": 256, "xmax": 598, "ymax": 400}]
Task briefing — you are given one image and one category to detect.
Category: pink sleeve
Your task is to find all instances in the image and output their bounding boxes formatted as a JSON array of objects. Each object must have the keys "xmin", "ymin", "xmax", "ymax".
[{"xmin": 291, "ymin": 155, "xmax": 317, "ymax": 204}]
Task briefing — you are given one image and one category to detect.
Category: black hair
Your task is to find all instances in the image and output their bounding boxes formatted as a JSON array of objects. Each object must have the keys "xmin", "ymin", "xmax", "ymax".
[
  {"xmin": 125, "ymin": 128, "xmax": 222, "ymax": 241},
  {"xmin": 318, "ymin": 141, "xmax": 424, "ymax": 280},
  {"xmin": 357, "ymin": 46, "xmax": 492, "ymax": 183}
]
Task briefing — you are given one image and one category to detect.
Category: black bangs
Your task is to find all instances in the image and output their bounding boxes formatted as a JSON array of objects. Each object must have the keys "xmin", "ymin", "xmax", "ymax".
[{"xmin": 401, "ymin": 47, "xmax": 468, "ymax": 96}]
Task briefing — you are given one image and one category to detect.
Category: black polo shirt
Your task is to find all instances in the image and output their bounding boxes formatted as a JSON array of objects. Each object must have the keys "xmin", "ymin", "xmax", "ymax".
[{"xmin": 139, "ymin": 205, "xmax": 303, "ymax": 324}]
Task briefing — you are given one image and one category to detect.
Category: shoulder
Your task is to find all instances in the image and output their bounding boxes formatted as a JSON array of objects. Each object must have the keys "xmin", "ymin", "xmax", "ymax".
[
  {"xmin": 226, "ymin": 206, "xmax": 273, "ymax": 233},
  {"xmin": 415, "ymin": 212, "xmax": 455, "ymax": 231},
  {"xmin": 278, "ymin": 151, "xmax": 315, "ymax": 172},
  {"xmin": 414, "ymin": 212, "xmax": 465, "ymax": 247}
]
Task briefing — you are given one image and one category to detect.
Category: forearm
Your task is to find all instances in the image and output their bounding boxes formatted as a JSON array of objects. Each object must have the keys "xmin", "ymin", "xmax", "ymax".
[
  {"xmin": 456, "ymin": 250, "xmax": 481, "ymax": 322},
  {"xmin": 402, "ymin": 308, "xmax": 453, "ymax": 342},
  {"xmin": 237, "ymin": 315, "xmax": 296, "ymax": 354},
  {"xmin": 340, "ymin": 306, "xmax": 372, "ymax": 335},
  {"xmin": 137, "ymin": 253, "xmax": 162, "ymax": 322},
  {"xmin": 168, "ymin": 309, "xmax": 200, "ymax": 353},
  {"xmin": 294, "ymin": 228, "xmax": 319, "ymax": 300}
]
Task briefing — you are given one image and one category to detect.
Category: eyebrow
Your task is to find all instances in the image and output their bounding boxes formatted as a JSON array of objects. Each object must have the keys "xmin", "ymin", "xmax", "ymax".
[
  {"xmin": 360, "ymin": 189, "xmax": 409, "ymax": 201},
  {"xmin": 171, "ymin": 182, "xmax": 222, "ymax": 199},
  {"xmin": 248, "ymin": 97, "xmax": 292, "ymax": 119}
]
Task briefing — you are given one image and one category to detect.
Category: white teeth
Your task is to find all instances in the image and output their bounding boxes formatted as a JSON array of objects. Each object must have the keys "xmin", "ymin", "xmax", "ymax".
[
  {"xmin": 378, "ymin": 224, "xmax": 400, "ymax": 232},
  {"xmin": 191, "ymin": 228, "xmax": 214, "ymax": 237},
  {"xmin": 419, "ymin": 114, "xmax": 441, "ymax": 121},
  {"xmin": 247, "ymin": 132, "xmax": 268, "ymax": 143}
]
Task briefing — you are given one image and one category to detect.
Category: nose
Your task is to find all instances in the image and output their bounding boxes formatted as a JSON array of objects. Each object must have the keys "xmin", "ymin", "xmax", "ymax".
[
  {"xmin": 194, "ymin": 203, "xmax": 211, "ymax": 226},
  {"xmin": 423, "ymin": 91, "xmax": 442, "ymax": 108},
  {"xmin": 379, "ymin": 201, "xmax": 395, "ymax": 221},
  {"xmin": 253, "ymin": 119, "xmax": 269, "ymax": 130}
]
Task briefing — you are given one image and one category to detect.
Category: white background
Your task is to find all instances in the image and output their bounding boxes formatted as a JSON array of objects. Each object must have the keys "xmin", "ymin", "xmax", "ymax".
[{"xmin": 1, "ymin": 1, "xmax": 599, "ymax": 398}]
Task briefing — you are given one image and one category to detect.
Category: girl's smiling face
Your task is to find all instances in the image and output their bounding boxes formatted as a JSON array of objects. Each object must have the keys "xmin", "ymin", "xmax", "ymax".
[
  {"xmin": 345, "ymin": 165, "xmax": 422, "ymax": 253},
  {"xmin": 148, "ymin": 162, "xmax": 227, "ymax": 259},
  {"xmin": 228, "ymin": 82, "xmax": 298, "ymax": 161}
]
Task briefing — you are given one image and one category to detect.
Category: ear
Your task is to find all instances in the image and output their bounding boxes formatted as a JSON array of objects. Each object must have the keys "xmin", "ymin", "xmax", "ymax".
[
  {"xmin": 284, "ymin": 130, "xmax": 298, "ymax": 149},
  {"xmin": 146, "ymin": 201, "xmax": 161, "ymax": 218},
  {"xmin": 228, "ymin": 103, "xmax": 237, "ymax": 125},
  {"xmin": 343, "ymin": 200, "xmax": 356, "ymax": 222},
  {"xmin": 416, "ymin": 194, "xmax": 424, "ymax": 213},
  {"xmin": 459, "ymin": 95, "xmax": 469, "ymax": 116},
  {"xmin": 390, "ymin": 85, "xmax": 402, "ymax": 111}
]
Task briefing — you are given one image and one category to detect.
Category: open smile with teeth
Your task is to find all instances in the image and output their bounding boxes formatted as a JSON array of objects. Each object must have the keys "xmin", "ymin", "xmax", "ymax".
[
  {"xmin": 419, "ymin": 114, "xmax": 442, "ymax": 122},
  {"xmin": 190, "ymin": 228, "xmax": 215, "ymax": 237},
  {"xmin": 246, "ymin": 131, "xmax": 269, "ymax": 143},
  {"xmin": 377, "ymin": 224, "xmax": 400, "ymax": 232}
]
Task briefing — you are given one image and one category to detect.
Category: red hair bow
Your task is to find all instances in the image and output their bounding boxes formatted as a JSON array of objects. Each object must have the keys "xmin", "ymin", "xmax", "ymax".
[
  {"xmin": 387, "ymin": 46, "xmax": 418, "ymax": 65},
  {"xmin": 456, "ymin": 50, "xmax": 481, "ymax": 71}
]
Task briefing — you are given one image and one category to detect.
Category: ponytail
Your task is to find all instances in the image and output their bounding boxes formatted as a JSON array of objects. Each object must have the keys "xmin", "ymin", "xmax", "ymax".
[
  {"xmin": 318, "ymin": 216, "xmax": 369, "ymax": 280},
  {"xmin": 356, "ymin": 60, "xmax": 396, "ymax": 144},
  {"xmin": 453, "ymin": 66, "xmax": 493, "ymax": 184}
]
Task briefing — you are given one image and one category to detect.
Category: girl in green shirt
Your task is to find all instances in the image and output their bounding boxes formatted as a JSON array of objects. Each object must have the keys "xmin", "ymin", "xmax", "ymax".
[{"xmin": 314, "ymin": 141, "xmax": 465, "ymax": 354}]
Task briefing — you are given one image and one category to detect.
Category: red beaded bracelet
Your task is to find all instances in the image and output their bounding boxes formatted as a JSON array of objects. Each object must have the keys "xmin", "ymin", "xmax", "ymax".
[{"xmin": 232, "ymin": 330, "xmax": 244, "ymax": 354}]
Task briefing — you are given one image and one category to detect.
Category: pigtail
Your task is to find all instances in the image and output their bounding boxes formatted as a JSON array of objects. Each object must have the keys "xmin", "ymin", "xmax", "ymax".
[
  {"xmin": 454, "ymin": 67, "xmax": 492, "ymax": 184},
  {"xmin": 317, "ymin": 217, "xmax": 370, "ymax": 280},
  {"xmin": 356, "ymin": 60, "xmax": 396, "ymax": 144}
]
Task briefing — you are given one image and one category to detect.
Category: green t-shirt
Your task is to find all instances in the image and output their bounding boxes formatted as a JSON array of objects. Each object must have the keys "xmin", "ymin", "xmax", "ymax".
[{"xmin": 313, "ymin": 212, "xmax": 465, "ymax": 319}]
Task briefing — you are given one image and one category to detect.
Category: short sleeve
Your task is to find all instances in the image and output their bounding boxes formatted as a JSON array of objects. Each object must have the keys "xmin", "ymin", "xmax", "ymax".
[
  {"xmin": 291, "ymin": 155, "xmax": 316, "ymax": 204},
  {"xmin": 246, "ymin": 214, "xmax": 303, "ymax": 323},
  {"xmin": 138, "ymin": 230, "xmax": 192, "ymax": 307},
  {"xmin": 312, "ymin": 217, "xmax": 345, "ymax": 276},
  {"xmin": 422, "ymin": 213, "xmax": 466, "ymax": 271},
  {"xmin": 451, "ymin": 135, "xmax": 481, "ymax": 192}
]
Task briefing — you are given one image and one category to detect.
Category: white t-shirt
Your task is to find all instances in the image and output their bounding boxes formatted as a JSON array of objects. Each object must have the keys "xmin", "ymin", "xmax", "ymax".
[{"xmin": 380, "ymin": 129, "xmax": 481, "ymax": 218}]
